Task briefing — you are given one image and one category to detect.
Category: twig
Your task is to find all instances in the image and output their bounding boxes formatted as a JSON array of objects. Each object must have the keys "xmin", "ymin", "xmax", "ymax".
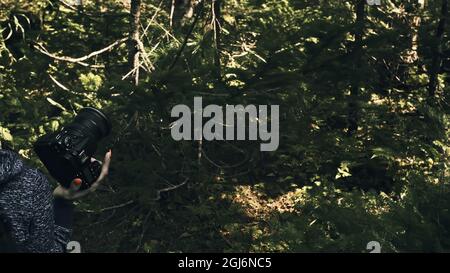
[
  {"xmin": 154, "ymin": 21, "xmax": 181, "ymax": 45},
  {"xmin": 135, "ymin": 0, "xmax": 163, "ymax": 73},
  {"xmin": 169, "ymin": 0, "xmax": 205, "ymax": 70},
  {"xmin": 137, "ymin": 39, "xmax": 155, "ymax": 71},
  {"xmin": 140, "ymin": 0, "xmax": 164, "ymax": 38},
  {"xmin": 33, "ymin": 37, "xmax": 128, "ymax": 67},
  {"xmin": 49, "ymin": 74, "xmax": 70, "ymax": 91},
  {"xmin": 48, "ymin": 74, "xmax": 97, "ymax": 103},
  {"xmin": 211, "ymin": 0, "xmax": 222, "ymax": 79},
  {"xmin": 34, "ymin": 43, "xmax": 91, "ymax": 67},
  {"xmin": 58, "ymin": 0, "xmax": 80, "ymax": 12},
  {"xmin": 98, "ymin": 200, "xmax": 135, "ymax": 213},
  {"xmin": 58, "ymin": 0, "xmax": 123, "ymax": 22},
  {"xmin": 136, "ymin": 210, "xmax": 152, "ymax": 252},
  {"xmin": 90, "ymin": 209, "xmax": 116, "ymax": 226},
  {"xmin": 121, "ymin": 63, "xmax": 146, "ymax": 80},
  {"xmin": 151, "ymin": 177, "xmax": 189, "ymax": 201},
  {"xmin": 80, "ymin": 200, "xmax": 135, "ymax": 213},
  {"xmin": 169, "ymin": 0, "xmax": 176, "ymax": 28}
]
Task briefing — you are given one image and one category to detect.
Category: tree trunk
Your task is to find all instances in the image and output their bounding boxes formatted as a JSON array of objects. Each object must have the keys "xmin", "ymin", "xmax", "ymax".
[
  {"xmin": 428, "ymin": 0, "xmax": 448, "ymax": 98},
  {"xmin": 170, "ymin": 0, "xmax": 194, "ymax": 29},
  {"xmin": 404, "ymin": 0, "xmax": 426, "ymax": 64},
  {"xmin": 347, "ymin": 0, "xmax": 365, "ymax": 136},
  {"xmin": 212, "ymin": 0, "xmax": 222, "ymax": 81},
  {"xmin": 129, "ymin": 0, "xmax": 141, "ymax": 86}
]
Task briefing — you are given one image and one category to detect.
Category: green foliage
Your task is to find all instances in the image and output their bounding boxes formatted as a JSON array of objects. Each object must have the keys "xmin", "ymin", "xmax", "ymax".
[{"xmin": 0, "ymin": 0, "xmax": 449, "ymax": 252}]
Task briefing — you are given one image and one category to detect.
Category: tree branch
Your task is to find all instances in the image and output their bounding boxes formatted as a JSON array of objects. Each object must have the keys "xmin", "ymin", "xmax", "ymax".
[
  {"xmin": 169, "ymin": 0, "xmax": 205, "ymax": 71},
  {"xmin": 33, "ymin": 37, "xmax": 128, "ymax": 67},
  {"xmin": 151, "ymin": 177, "xmax": 189, "ymax": 201}
]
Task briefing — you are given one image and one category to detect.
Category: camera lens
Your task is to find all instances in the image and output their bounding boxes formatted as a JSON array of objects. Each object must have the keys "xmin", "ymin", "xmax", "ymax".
[
  {"xmin": 62, "ymin": 107, "xmax": 112, "ymax": 152},
  {"xmin": 74, "ymin": 107, "xmax": 112, "ymax": 138}
]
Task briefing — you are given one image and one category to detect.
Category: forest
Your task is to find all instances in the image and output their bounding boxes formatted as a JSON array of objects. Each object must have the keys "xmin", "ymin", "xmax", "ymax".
[{"xmin": 0, "ymin": 0, "xmax": 449, "ymax": 252}]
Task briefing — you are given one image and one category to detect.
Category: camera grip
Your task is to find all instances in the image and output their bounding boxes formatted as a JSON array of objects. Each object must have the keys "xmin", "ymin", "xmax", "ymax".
[{"xmin": 78, "ymin": 160, "xmax": 102, "ymax": 190}]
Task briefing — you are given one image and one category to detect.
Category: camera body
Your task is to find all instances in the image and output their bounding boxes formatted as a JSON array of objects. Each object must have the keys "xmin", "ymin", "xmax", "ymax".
[{"xmin": 34, "ymin": 107, "xmax": 111, "ymax": 190}]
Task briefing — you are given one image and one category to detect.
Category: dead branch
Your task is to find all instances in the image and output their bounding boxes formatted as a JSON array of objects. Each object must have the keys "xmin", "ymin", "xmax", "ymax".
[
  {"xmin": 98, "ymin": 200, "xmax": 135, "ymax": 212},
  {"xmin": 80, "ymin": 200, "xmax": 135, "ymax": 213},
  {"xmin": 169, "ymin": 0, "xmax": 205, "ymax": 70},
  {"xmin": 49, "ymin": 74, "xmax": 70, "ymax": 91},
  {"xmin": 151, "ymin": 177, "xmax": 189, "ymax": 201},
  {"xmin": 33, "ymin": 37, "xmax": 128, "ymax": 67}
]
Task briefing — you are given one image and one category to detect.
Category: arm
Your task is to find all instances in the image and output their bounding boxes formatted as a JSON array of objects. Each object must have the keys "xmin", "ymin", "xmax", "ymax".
[
  {"xmin": 25, "ymin": 170, "xmax": 73, "ymax": 253},
  {"xmin": 25, "ymin": 150, "xmax": 111, "ymax": 252}
]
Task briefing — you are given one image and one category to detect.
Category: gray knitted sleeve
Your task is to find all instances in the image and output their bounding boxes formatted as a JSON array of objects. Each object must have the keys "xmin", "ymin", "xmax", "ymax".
[{"xmin": 23, "ymin": 169, "xmax": 71, "ymax": 252}]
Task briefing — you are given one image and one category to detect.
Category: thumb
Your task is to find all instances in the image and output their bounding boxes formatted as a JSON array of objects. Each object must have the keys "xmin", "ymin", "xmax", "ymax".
[{"xmin": 69, "ymin": 178, "xmax": 83, "ymax": 192}]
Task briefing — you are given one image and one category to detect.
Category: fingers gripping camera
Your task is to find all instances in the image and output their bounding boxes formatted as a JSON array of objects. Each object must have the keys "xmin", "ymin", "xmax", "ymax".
[{"xmin": 34, "ymin": 107, "xmax": 111, "ymax": 190}]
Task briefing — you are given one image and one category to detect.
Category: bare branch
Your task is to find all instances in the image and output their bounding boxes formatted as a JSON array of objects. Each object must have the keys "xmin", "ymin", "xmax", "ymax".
[
  {"xmin": 140, "ymin": 0, "xmax": 164, "ymax": 38},
  {"xmin": 48, "ymin": 74, "xmax": 70, "ymax": 91},
  {"xmin": 33, "ymin": 38, "xmax": 128, "ymax": 67},
  {"xmin": 80, "ymin": 200, "xmax": 135, "ymax": 213},
  {"xmin": 151, "ymin": 177, "xmax": 189, "ymax": 201},
  {"xmin": 48, "ymin": 74, "xmax": 97, "ymax": 104},
  {"xmin": 98, "ymin": 200, "xmax": 135, "ymax": 213},
  {"xmin": 169, "ymin": 0, "xmax": 176, "ymax": 28},
  {"xmin": 169, "ymin": 0, "xmax": 205, "ymax": 70}
]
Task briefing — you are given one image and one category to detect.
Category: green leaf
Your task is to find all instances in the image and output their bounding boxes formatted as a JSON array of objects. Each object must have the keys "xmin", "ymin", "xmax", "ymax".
[{"xmin": 0, "ymin": 126, "xmax": 13, "ymax": 142}]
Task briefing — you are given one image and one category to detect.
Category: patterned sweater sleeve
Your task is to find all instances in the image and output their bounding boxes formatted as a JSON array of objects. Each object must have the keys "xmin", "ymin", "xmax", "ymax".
[{"xmin": 25, "ymin": 170, "xmax": 73, "ymax": 253}]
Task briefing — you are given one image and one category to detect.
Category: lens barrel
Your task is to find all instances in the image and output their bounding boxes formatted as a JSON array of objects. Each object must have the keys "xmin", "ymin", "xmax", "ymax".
[{"xmin": 72, "ymin": 107, "xmax": 112, "ymax": 139}]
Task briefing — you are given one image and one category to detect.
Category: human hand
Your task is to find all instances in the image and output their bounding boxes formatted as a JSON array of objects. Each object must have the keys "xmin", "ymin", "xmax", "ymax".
[{"xmin": 53, "ymin": 150, "xmax": 112, "ymax": 200}]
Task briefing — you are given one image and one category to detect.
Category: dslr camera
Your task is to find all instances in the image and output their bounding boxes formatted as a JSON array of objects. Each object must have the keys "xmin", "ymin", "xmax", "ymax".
[{"xmin": 34, "ymin": 107, "xmax": 111, "ymax": 190}]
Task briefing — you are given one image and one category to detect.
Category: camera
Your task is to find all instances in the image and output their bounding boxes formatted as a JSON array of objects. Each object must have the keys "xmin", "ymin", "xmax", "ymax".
[{"xmin": 33, "ymin": 107, "xmax": 112, "ymax": 190}]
